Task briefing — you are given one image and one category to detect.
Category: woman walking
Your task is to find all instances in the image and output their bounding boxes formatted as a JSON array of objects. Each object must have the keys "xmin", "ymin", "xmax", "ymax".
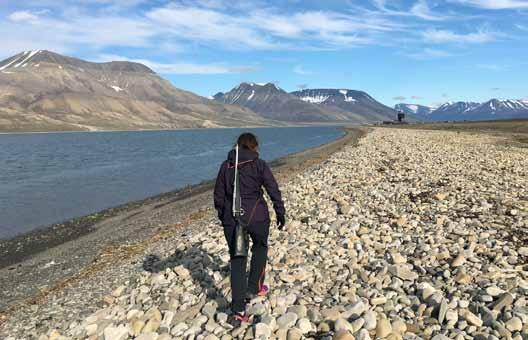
[{"xmin": 214, "ymin": 133, "xmax": 286, "ymax": 326}]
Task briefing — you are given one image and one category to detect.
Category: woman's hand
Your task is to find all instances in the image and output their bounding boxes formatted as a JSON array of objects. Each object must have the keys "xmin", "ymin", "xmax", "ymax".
[{"xmin": 277, "ymin": 215, "xmax": 286, "ymax": 230}]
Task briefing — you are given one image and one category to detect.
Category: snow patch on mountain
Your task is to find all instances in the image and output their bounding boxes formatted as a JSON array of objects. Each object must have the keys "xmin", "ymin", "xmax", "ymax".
[
  {"xmin": 299, "ymin": 95, "xmax": 330, "ymax": 104},
  {"xmin": 339, "ymin": 89, "xmax": 357, "ymax": 102},
  {"xmin": 407, "ymin": 105, "xmax": 419, "ymax": 113},
  {"xmin": 110, "ymin": 86, "xmax": 124, "ymax": 92},
  {"xmin": 0, "ymin": 55, "xmax": 23, "ymax": 71},
  {"xmin": 15, "ymin": 50, "xmax": 40, "ymax": 68}
]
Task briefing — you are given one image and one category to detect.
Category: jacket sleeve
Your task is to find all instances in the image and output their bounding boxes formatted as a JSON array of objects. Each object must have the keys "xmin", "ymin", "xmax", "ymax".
[
  {"xmin": 214, "ymin": 161, "xmax": 227, "ymax": 216},
  {"xmin": 262, "ymin": 162, "xmax": 285, "ymax": 217}
]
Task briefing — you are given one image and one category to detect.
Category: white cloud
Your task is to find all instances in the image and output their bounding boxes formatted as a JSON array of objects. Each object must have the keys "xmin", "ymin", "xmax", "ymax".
[
  {"xmin": 146, "ymin": 5, "xmax": 402, "ymax": 50},
  {"xmin": 370, "ymin": 0, "xmax": 451, "ymax": 21},
  {"xmin": 8, "ymin": 11, "xmax": 41, "ymax": 22},
  {"xmin": 422, "ymin": 28, "xmax": 495, "ymax": 43},
  {"xmin": 450, "ymin": 0, "xmax": 528, "ymax": 9},
  {"xmin": 1, "ymin": 11, "xmax": 159, "ymax": 57},
  {"xmin": 410, "ymin": 0, "xmax": 450, "ymax": 21},
  {"xmin": 147, "ymin": 62, "xmax": 257, "ymax": 75},
  {"xmin": 293, "ymin": 65, "xmax": 313, "ymax": 75},
  {"xmin": 2, "ymin": 5, "xmax": 398, "ymax": 57},
  {"xmin": 146, "ymin": 7, "xmax": 279, "ymax": 49},
  {"xmin": 67, "ymin": 17, "xmax": 156, "ymax": 47},
  {"xmin": 181, "ymin": 0, "xmax": 226, "ymax": 9},
  {"xmin": 516, "ymin": 24, "xmax": 528, "ymax": 31},
  {"xmin": 0, "ymin": 0, "xmax": 514, "ymax": 62},
  {"xmin": 64, "ymin": 0, "xmax": 147, "ymax": 10},
  {"xmin": 96, "ymin": 54, "xmax": 258, "ymax": 74},
  {"xmin": 402, "ymin": 48, "xmax": 455, "ymax": 59}
]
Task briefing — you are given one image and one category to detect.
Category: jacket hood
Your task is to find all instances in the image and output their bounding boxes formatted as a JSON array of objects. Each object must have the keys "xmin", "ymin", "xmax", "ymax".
[{"xmin": 227, "ymin": 148, "xmax": 259, "ymax": 164}]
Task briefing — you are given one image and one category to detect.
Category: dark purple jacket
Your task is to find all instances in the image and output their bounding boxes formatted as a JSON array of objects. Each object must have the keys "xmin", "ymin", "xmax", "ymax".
[{"xmin": 214, "ymin": 148, "xmax": 285, "ymax": 227}]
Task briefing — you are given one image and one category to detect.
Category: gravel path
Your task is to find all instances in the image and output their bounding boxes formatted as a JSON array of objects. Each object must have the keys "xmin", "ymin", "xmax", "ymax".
[{"xmin": 2, "ymin": 128, "xmax": 527, "ymax": 340}]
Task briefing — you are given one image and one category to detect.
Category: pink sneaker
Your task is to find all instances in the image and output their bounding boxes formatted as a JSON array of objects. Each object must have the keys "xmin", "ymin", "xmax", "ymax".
[
  {"xmin": 246, "ymin": 285, "xmax": 269, "ymax": 301},
  {"xmin": 258, "ymin": 284, "xmax": 269, "ymax": 297},
  {"xmin": 228, "ymin": 312, "xmax": 249, "ymax": 327}
]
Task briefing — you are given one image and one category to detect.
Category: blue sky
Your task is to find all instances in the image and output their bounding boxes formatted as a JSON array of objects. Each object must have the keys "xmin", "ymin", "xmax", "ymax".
[{"xmin": 1, "ymin": 0, "xmax": 527, "ymax": 107}]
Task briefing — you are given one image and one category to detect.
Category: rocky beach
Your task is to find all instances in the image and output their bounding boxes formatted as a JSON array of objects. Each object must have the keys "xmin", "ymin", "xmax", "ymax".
[{"xmin": 1, "ymin": 127, "xmax": 527, "ymax": 340}]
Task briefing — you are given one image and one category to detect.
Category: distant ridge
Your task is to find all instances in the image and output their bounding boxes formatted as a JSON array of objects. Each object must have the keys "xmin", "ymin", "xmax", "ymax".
[
  {"xmin": 214, "ymin": 83, "xmax": 400, "ymax": 123},
  {"xmin": 213, "ymin": 82, "xmax": 343, "ymax": 122},
  {"xmin": 0, "ymin": 50, "xmax": 266, "ymax": 132},
  {"xmin": 395, "ymin": 99, "xmax": 528, "ymax": 121},
  {"xmin": 291, "ymin": 88, "xmax": 398, "ymax": 122},
  {"xmin": 0, "ymin": 50, "xmax": 155, "ymax": 73}
]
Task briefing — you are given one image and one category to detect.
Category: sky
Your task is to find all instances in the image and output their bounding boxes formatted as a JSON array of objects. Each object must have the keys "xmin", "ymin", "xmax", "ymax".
[{"xmin": 0, "ymin": 0, "xmax": 527, "ymax": 107}]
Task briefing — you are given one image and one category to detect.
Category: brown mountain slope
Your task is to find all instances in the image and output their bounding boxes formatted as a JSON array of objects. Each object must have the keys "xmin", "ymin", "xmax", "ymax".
[
  {"xmin": 0, "ymin": 50, "xmax": 266, "ymax": 132},
  {"xmin": 214, "ymin": 83, "xmax": 351, "ymax": 122},
  {"xmin": 214, "ymin": 82, "xmax": 402, "ymax": 123}
]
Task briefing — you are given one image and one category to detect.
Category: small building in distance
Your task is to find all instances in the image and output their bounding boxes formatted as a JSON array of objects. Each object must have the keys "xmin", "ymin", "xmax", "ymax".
[{"xmin": 379, "ymin": 110, "xmax": 409, "ymax": 125}]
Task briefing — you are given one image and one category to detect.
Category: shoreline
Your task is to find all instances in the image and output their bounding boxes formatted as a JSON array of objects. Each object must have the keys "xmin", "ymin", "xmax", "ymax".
[
  {"xmin": 0, "ymin": 123, "xmax": 354, "ymax": 135},
  {"xmin": 0, "ymin": 177, "xmax": 215, "ymax": 268},
  {"xmin": 0, "ymin": 126, "xmax": 353, "ymax": 267},
  {"xmin": 0, "ymin": 126, "xmax": 366, "ymax": 313}
]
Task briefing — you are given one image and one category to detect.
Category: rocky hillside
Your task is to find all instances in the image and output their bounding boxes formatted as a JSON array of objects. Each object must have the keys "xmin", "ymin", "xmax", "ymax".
[
  {"xmin": 396, "ymin": 99, "xmax": 528, "ymax": 122},
  {"xmin": 0, "ymin": 51, "xmax": 265, "ymax": 132},
  {"xmin": 213, "ymin": 83, "xmax": 348, "ymax": 123},
  {"xmin": 291, "ymin": 89, "xmax": 398, "ymax": 122}
]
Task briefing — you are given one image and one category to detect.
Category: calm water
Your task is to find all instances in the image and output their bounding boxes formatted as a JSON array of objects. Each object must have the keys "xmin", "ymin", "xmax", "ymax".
[{"xmin": 0, "ymin": 127, "xmax": 343, "ymax": 239}]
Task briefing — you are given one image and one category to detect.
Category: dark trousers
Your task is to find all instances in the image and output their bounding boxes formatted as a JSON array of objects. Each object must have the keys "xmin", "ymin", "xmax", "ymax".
[{"xmin": 223, "ymin": 221, "xmax": 269, "ymax": 313}]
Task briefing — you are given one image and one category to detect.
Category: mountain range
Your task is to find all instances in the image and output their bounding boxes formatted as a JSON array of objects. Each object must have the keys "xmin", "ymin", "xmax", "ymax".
[
  {"xmin": 3, "ymin": 50, "xmax": 524, "ymax": 133},
  {"xmin": 0, "ymin": 50, "xmax": 401, "ymax": 132},
  {"xmin": 395, "ymin": 100, "xmax": 528, "ymax": 121},
  {"xmin": 213, "ymin": 83, "xmax": 398, "ymax": 123},
  {"xmin": 0, "ymin": 50, "xmax": 265, "ymax": 132}
]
